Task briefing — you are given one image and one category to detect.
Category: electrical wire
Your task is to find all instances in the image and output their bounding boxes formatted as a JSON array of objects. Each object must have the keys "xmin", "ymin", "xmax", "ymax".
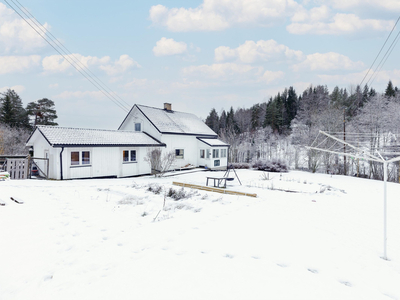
[
  {"xmin": 3, "ymin": 0, "xmax": 131, "ymax": 113},
  {"xmin": 360, "ymin": 15, "xmax": 400, "ymax": 88}
]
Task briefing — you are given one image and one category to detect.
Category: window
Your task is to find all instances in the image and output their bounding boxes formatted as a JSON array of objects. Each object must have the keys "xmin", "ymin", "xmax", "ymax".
[
  {"xmin": 71, "ymin": 152, "xmax": 79, "ymax": 165},
  {"xmin": 214, "ymin": 160, "xmax": 220, "ymax": 167},
  {"xmin": 123, "ymin": 150, "xmax": 129, "ymax": 162},
  {"xmin": 213, "ymin": 149, "xmax": 219, "ymax": 158},
  {"xmin": 206, "ymin": 149, "xmax": 211, "ymax": 159},
  {"xmin": 175, "ymin": 149, "xmax": 184, "ymax": 159},
  {"xmin": 123, "ymin": 150, "xmax": 137, "ymax": 162},
  {"xmin": 221, "ymin": 149, "xmax": 227, "ymax": 158},
  {"xmin": 71, "ymin": 150, "xmax": 91, "ymax": 166},
  {"xmin": 82, "ymin": 151, "xmax": 90, "ymax": 165},
  {"xmin": 130, "ymin": 150, "xmax": 136, "ymax": 162},
  {"xmin": 200, "ymin": 149, "xmax": 205, "ymax": 158},
  {"xmin": 135, "ymin": 123, "xmax": 141, "ymax": 132}
]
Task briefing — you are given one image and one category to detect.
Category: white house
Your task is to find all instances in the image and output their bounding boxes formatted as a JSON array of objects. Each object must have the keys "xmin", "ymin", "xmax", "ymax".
[{"xmin": 26, "ymin": 103, "xmax": 229, "ymax": 180}]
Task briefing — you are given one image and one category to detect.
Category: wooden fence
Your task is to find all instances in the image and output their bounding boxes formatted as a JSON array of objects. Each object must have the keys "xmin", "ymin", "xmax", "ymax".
[{"xmin": 6, "ymin": 158, "xmax": 28, "ymax": 179}]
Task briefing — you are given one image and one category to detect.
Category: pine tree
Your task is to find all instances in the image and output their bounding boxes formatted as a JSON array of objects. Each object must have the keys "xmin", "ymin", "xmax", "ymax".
[
  {"xmin": 385, "ymin": 80, "xmax": 396, "ymax": 98},
  {"xmin": 0, "ymin": 89, "xmax": 30, "ymax": 129},
  {"xmin": 205, "ymin": 108, "xmax": 219, "ymax": 133},
  {"xmin": 26, "ymin": 98, "xmax": 58, "ymax": 126}
]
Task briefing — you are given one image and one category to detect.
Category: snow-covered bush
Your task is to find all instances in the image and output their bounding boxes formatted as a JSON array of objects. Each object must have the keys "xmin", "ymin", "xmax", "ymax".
[
  {"xmin": 252, "ymin": 159, "xmax": 288, "ymax": 172},
  {"xmin": 167, "ymin": 187, "xmax": 198, "ymax": 200},
  {"xmin": 229, "ymin": 162, "xmax": 250, "ymax": 169},
  {"xmin": 147, "ymin": 183, "xmax": 163, "ymax": 194}
]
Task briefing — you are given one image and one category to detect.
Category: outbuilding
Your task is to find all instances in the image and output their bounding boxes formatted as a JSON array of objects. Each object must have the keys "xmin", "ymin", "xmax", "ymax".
[{"xmin": 26, "ymin": 126, "xmax": 165, "ymax": 180}]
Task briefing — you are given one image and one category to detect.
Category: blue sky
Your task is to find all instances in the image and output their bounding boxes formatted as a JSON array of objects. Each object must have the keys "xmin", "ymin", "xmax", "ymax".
[{"xmin": 1, "ymin": 0, "xmax": 400, "ymax": 129}]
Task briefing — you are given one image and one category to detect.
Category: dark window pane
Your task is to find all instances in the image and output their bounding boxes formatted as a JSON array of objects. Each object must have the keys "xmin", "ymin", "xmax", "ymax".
[
  {"xmin": 130, "ymin": 150, "xmax": 136, "ymax": 161},
  {"xmin": 82, "ymin": 151, "xmax": 90, "ymax": 165},
  {"xmin": 123, "ymin": 150, "xmax": 129, "ymax": 162},
  {"xmin": 71, "ymin": 152, "xmax": 79, "ymax": 165},
  {"xmin": 135, "ymin": 123, "xmax": 141, "ymax": 131}
]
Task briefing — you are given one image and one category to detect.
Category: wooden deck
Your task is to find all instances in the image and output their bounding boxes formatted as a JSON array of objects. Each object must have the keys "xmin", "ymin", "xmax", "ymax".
[{"xmin": 172, "ymin": 181, "xmax": 257, "ymax": 198}]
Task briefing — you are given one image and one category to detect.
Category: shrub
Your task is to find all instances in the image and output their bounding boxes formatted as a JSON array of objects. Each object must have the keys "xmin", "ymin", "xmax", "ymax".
[
  {"xmin": 252, "ymin": 159, "xmax": 288, "ymax": 172},
  {"xmin": 147, "ymin": 183, "xmax": 163, "ymax": 194},
  {"xmin": 228, "ymin": 163, "xmax": 250, "ymax": 169},
  {"xmin": 167, "ymin": 187, "xmax": 198, "ymax": 200}
]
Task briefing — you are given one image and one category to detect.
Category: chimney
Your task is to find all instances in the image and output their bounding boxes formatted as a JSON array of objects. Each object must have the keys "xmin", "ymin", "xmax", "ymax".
[{"xmin": 164, "ymin": 103, "xmax": 172, "ymax": 111}]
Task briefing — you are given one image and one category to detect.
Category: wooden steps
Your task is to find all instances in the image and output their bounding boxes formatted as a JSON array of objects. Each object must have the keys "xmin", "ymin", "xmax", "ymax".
[{"xmin": 172, "ymin": 182, "xmax": 257, "ymax": 198}]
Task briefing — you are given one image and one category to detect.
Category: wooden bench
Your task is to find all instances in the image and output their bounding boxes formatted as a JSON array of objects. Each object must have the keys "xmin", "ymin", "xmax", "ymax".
[{"xmin": 206, "ymin": 177, "xmax": 234, "ymax": 188}]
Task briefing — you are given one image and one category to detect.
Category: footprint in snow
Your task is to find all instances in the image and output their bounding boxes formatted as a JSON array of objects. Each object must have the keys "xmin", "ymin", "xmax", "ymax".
[
  {"xmin": 277, "ymin": 263, "xmax": 287, "ymax": 268},
  {"xmin": 339, "ymin": 281, "xmax": 352, "ymax": 287},
  {"xmin": 307, "ymin": 268, "xmax": 318, "ymax": 274},
  {"xmin": 224, "ymin": 253, "xmax": 234, "ymax": 259}
]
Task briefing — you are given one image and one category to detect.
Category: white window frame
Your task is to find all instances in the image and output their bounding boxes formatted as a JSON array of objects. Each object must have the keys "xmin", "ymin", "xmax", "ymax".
[
  {"xmin": 175, "ymin": 149, "xmax": 184, "ymax": 159},
  {"xmin": 213, "ymin": 149, "xmax": 219, "ymax": 158},
  {"xmin": 206, "ymin": 149, "xmax": 211, "ymax": 159},
  {"xmin": 134, "ymin": 123, "xmax": 141, "ymax": 132},
  {"xmin": 70, "ymin": 150, "xmax": 91, "ymax": 167},
  {"xmin": 200, "ymin": 149, "xmax": 205, "ymax": 159},
  {"xmin": 221, "ymin": 149, "xmax": 227, "ymax": 158},
  {"xmin": 123, "ymin": 149, "xmax": 137, "ymax": 163}
]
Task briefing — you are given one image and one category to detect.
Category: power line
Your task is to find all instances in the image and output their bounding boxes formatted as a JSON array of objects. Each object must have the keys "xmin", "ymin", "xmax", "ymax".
[
  {"xmin": 360, "ymin": 15, "xmax": 400, "ymax": 88},
  {"xmin": 3, "ymin": 0, "xmax": 131, "ymax": 113}
]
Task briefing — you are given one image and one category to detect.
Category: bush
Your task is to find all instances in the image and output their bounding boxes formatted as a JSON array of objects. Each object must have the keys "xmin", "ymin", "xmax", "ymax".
[
  {"xmin": 167, "ymin": 187, "xmax": 198, "ymax": 201},
  {"xmin": 228, "ymin": 163, "xmax": 250, "ymax": 169},
  {"xmin": 147, "ymin": 183, "xmax": 163, "ymax": 194},
  {"xmin": 252, "ymin": 159, "xmax": 288, "ymax": 172}
]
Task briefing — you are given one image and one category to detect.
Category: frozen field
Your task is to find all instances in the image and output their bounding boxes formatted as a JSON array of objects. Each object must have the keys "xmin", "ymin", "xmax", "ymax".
[{"xmin": 1, "ymin": 169, "xmax": 400, "ymax": 300}]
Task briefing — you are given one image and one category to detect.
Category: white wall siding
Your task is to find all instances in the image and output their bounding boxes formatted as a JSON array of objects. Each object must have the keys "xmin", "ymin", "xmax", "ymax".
[{"xmin": 119, "ymin": 107, "xmax": 162, "ymax": 140}]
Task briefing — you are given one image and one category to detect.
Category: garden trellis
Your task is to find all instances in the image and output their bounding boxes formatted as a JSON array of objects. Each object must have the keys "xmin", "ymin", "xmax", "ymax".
[{"xmin": 307, "ymin": 130, "xmax": 400, "ymax": 260}]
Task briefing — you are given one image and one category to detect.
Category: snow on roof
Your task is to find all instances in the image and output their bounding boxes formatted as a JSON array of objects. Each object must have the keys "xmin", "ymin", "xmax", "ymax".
[
  {"xmin": 137, "ymin": 105, "xmax": 217, "ymax": 136},
  {"xmin": 198, "ymin": 138, "xmax": 229, "ymax": 147},
  {"xmin": 31, "ymin": 126, "xmax": 164, "ymax": 147}
]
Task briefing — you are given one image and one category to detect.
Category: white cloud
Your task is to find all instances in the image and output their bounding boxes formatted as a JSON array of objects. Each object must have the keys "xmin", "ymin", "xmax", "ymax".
[
  {"xmin": 49, "ymin": 83, "xmax": 59, "ymax": 89},
  {"xmin": 42, "ymin": 54, "xmax": 140, "ymax": 75},
  {"xmin": 291, "ymin": 5, "xmax": 331, "ymax": 23},
  {"xmin": 258, "ymin": 70, "xmax": 285, "ymax": 84},
  {"xmin": 183, "ymin": 63, "xmax": 262, "ymax": 79},
  {"xmin": 99, "ymin": 55, "xmax": 141, "ymax": 76},
  {"xmin": 292, "ymin": 52, "xmax": 364, "ymax": 71},
  {"xmin": 215, "ymin": 40, "xmax": 304, "ymax": 63},
  {"xmin": 327, "ymin": 0, "xmax": 400, "ymax": 11},
  {"xmin": 0, "ymin": 55, "xmax": 41, "ymax": 74},
  {"xmin": 0, "ymin": 3, "xmax": 48, "ymax": 54},
  {"xmin": 0, "ymin": 85, "xmax": 25, "ymax": 94},
  {"xmin": 153, "ymin": 37, "xmax": 187, "ymax": 57},
  {"xmin": 288, "ymin": 13, "xmax": 394, "ymax": 35},
  {"xmin": 149, "ymin": 0, "xmax": 302, "ymax": 32}
]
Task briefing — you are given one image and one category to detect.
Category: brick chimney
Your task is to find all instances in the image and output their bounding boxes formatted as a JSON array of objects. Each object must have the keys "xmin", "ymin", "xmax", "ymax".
[{"xmin": 164, "ymin": 103, "xmax": 172, "ymax": 111}]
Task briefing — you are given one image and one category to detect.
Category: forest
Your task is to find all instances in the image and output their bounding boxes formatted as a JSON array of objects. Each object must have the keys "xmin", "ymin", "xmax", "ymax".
[{"xmin": 205, "ymin": 81, "xmax": 400, "ymax": 182}]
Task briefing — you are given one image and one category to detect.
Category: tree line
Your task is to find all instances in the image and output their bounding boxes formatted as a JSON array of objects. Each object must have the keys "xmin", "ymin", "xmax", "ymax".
[
  {"xmin": 205, "ymin": 80, "xmax": 400, "ymax": 181},
  {"xmin": 0, "ymin": 89, "xmax": 58, "ymax": 155}
]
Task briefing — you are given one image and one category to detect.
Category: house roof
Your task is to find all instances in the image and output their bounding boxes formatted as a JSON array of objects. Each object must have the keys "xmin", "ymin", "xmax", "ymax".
[
  {"xmin": 27, "ymin": 126, "xmax": 165, "ymax": 147},
  {"xmin": 132, "ymin": 104, "xmax": 217, "ymax": 136},
  {"xmin": 197, "ymin": 138, "xmax": 230, "ymax": 147}
]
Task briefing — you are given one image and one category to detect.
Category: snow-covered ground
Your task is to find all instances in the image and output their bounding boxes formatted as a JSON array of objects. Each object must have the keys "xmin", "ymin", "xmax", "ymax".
[{"xmin": 1, "ymin": 169, "xmax": 399, "ymax": 300}]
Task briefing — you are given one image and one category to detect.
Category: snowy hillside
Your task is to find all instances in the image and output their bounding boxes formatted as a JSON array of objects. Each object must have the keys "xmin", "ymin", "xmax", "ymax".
[{"xmin": 1, "ymin": 170, "xmax": 399, "ymax": 300}]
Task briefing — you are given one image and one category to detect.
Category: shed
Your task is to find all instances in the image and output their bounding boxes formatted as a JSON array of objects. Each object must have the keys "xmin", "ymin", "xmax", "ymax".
[{"xmin": 26, "ymin": 126, "xmax": 165, "ymax": 180}]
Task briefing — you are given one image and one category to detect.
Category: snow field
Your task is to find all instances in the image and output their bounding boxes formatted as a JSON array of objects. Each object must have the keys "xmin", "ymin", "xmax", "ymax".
[{"xmin": 0, "ymin": 170, "xmax": 399, "ymax": 299}]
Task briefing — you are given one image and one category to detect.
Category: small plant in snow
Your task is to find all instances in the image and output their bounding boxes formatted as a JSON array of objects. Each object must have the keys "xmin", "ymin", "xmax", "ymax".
[
  {"xmin": 147, "ymin": 183, "xmax": 163, "ymax": 194},
  {"xmin": 166, "ymin": 187, "xmax": 198, "ymax": 200},
  {"xmin": 260, "ymin": 172, "xmax": 272, "ymax": 181}
]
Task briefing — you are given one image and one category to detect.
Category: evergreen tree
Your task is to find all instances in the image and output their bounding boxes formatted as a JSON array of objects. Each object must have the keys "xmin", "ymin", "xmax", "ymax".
[
  {"xmin": 285, "ymin": 86, "xmax": 298, "ymax": 128},
  {"xmin": 205, "ymin": 108, "xmax": 219, "ymax": 133},
  {"xmin": 219, "ymin": 110, "xmax": 227, "ymax": 133},
  {"xmin": 385, "ymin": 80, "xmax": 396, "ymax": 98},
  {"xmin": 0, "ymin": 89, "xmax": 30, "ymax": 129},
  {"xmin": 250, "ymin": 104, "xmax": 261, "ymax": 131},
  {"xmin": 26, "ymin": 98, "xmax": 58, "ymax": 126}
]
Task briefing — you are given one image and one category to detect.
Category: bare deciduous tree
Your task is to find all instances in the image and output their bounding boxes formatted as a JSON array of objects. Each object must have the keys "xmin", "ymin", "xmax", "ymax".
[{"xmin": 144, "ymin": 148, "xmax": 176, "ymax": 177}]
